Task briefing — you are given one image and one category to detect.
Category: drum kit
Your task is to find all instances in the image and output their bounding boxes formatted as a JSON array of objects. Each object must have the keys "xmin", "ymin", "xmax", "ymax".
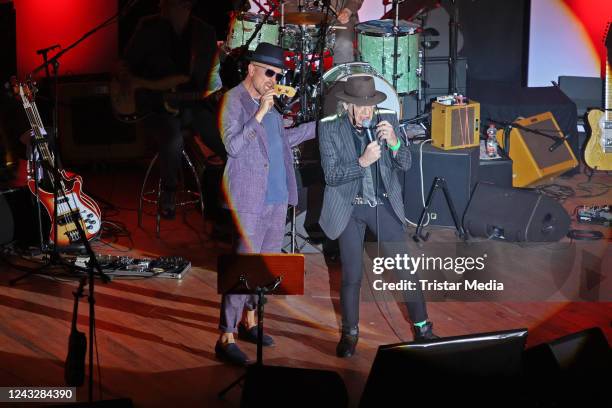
[{"xmin": 221, "ymin": 0, "xmax": 433, "ymax": 127}]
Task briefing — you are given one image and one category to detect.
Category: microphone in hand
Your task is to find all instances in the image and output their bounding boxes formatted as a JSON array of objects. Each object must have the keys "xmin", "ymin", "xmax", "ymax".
[{"xmin": 362, "ymin": 118, "xmax": 376, "ymax": 144}]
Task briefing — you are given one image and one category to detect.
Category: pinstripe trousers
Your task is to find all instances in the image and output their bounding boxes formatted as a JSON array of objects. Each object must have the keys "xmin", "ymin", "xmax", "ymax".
[{"xmin": 338, "ymin": 199, "xmax": 428, "ymax": 332}]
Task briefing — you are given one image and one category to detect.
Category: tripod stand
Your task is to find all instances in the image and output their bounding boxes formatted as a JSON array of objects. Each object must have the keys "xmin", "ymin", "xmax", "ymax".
[
  {"xmin": 216, "ymin": 254, "xmax": 304, "ymax": 399},
  {"xmin": 413, "ymin": 176, "xmax": 466, "ymax": 242}
]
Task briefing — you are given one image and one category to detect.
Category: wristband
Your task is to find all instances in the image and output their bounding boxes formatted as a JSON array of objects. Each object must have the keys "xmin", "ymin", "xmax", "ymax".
[{"xmin": 389, "ymin": 138, "xmax": 401, "ymax": 151}]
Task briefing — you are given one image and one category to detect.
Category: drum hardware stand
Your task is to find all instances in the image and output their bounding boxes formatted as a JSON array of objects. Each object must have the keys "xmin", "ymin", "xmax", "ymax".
[
  {"xmin": 391, "ymin": 0, "xmax": 406, "ymax": 90},
  {"xmin": 448, "ymin": 0, "xmax": 460, "ymax": 94},
  {"xmin": 413, "ymin": 177, "xmax": 466, "ymax": 242},
  {"xmin": 303, "ymin": 0, "xmax": 334, "ymax": 122}
]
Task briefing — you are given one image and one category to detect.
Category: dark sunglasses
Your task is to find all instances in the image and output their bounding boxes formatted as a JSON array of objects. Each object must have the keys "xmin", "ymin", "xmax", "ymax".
[{"xmin": 254, "ymin": 63, "xmax": 284, "ymax": 81}]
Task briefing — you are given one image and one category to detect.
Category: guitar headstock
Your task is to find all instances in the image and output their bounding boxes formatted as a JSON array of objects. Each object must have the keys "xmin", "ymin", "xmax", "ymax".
[{"xmin": 9, "ymin": 76, "xmax": 37, "ymax": 104}]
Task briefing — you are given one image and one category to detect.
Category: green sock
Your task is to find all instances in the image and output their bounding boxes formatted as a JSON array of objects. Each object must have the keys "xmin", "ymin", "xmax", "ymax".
[{"xmin": 414, "ymin": 320, "xmax": 427, "ymax": 328}]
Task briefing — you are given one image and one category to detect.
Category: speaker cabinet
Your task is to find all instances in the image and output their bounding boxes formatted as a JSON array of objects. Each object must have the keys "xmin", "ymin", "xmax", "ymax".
[
  {"xmin": 404, "ymin": 143, "xmax": 479, "ymax": 227},
  {"xmin": 463, "ymin": 182, "xmax": 570, "ymax": 242},
  {"xmin": 496, "ymin": 112, "xmax": 578, "ymax": 187},
  {"xmin": 431, "ymin": 100, "xmax": 480, "ymax": 150},
  {"xmin": 0, "ymin": 187, "xmax": 48, "ymax": 247},
  {"xmin": 57, "ymin": 76, "xmax": 147, "ymax": 164}
]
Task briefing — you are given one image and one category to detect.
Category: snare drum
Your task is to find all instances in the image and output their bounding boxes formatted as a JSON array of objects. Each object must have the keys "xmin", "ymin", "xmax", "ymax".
[
  {"xmin": 355, "ymin": 20, "xmax": 420, "ymax": 95},
  {"xmin": 321, "ymin": 62, "xmax": 402, "ymax": 118},
  {"xmin": 227, "ymin": 12, "xmax": 279, "ymax": 51}
]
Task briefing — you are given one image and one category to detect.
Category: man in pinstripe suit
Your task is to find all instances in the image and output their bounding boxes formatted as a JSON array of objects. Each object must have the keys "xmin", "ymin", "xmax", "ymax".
[{"xmin": 318, "ymin": 76, "xmax": 437, "ymax": 358}]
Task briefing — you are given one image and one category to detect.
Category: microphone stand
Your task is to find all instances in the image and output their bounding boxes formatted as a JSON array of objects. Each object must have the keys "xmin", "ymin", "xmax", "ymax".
[
  {"xmin": 448, "ymin": 0, "xmax": 459, "ymax": 94},
  {"xmin": 26, "ymin": 1, "xmax": 141, "ymax": 403}
]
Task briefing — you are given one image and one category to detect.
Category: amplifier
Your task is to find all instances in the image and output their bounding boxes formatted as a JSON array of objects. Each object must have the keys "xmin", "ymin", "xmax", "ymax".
[
  {"xmin": 404, "ymin": 143, "xmax": 479, "ymax": 227},
  {"xmin": 56, "ymin": 75, "xmax": 148, "ymax": 164},
  {"xmin": 496, "ymin": 112, "xmax": 578, "ymax": 187},
  {"xmin": 431, "ymin": 100, "xmax": 481, "ymax": 150}
]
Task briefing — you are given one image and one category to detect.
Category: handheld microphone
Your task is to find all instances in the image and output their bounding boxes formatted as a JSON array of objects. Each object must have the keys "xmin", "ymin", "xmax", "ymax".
[
  {"xmin": 273, "ymin": 96, "xmax": 285, "ymax": 115},
  {"xmin": 362, "ymin": 118, "xmax": 376, "ymax": 143}
]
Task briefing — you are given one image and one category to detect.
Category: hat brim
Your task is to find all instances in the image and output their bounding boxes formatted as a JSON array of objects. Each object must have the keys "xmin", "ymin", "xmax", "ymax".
[
  {"xmin": 248, "ymin": 54, "xmax": 285, "ymax": 70},
  {"xmin": 335, "ymin": 89, "xmax": 387, "ymax": 106}
]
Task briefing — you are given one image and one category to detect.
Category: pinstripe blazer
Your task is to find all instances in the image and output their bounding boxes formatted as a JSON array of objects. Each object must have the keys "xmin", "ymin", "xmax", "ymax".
[{"xmin": 318, "ymin": 111, "xmax": 411, "ymax": 240}]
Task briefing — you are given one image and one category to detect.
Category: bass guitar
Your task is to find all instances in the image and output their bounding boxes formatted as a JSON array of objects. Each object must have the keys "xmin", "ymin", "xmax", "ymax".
[
  {"xmin": 10, "ymin": 78, "xmax": 101, "ymax": 247},
  {"xmin": 584, "ymin": 22, "xmax": 612, "ymax": 171}
]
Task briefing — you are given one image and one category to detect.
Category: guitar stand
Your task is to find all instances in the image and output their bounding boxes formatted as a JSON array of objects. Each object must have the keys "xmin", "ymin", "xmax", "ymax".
[
  {"xmin": 9, "ymin": 134, "xmax": 71, "ymax": 286},
  {"xmin": 413, "ymin": 176, "xmax": 466, "ymax": 242}
]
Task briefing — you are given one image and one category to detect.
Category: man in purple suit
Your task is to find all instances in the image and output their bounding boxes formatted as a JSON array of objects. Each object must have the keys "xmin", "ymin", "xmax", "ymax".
[{"xmin": 215, "ymin": 43, "xmax": 316, "ymax": 365}]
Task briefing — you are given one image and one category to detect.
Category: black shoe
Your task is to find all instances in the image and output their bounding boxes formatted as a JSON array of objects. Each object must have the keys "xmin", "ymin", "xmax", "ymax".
[
  {"xmin": 215, "ymin": 341, "xmax": 249, "ymax": 366},
  {"xmin": 160, "ymin": 191, "xmax": 176, "ymax": 220},
  {"xmin": 238, "ymin": 323, "xmax": 275, "ymax": 346},
  {"xmin": 336, "ymin": 333, "xmax": 358, "ymax": 358},
  {"xmin": 412, "ymin": 321, "xmax": 439, "ymax": 342}
]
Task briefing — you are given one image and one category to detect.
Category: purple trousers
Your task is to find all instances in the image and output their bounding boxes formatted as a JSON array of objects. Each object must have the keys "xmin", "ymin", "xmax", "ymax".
[{"xmin": 219, "ymin": 203, "xmax": 288, "ymax": 333}]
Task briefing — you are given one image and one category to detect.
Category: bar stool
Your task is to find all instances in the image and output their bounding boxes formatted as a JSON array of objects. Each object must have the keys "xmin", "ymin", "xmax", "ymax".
[{"xmin": 138, "ymin": 149, "xmax": 204, "ymax": 237}]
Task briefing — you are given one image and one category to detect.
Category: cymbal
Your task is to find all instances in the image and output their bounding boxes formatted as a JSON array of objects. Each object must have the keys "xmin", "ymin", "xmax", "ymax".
[{"xmin": 284, "ymin": 12, "xmax": 326, "ymax": 25}]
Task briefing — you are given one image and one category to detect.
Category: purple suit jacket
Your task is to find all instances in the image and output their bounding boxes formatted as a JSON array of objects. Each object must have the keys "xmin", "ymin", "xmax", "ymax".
[{"xmin": 221, "ymin": 83, "xmax": 316, "ymax": 214}]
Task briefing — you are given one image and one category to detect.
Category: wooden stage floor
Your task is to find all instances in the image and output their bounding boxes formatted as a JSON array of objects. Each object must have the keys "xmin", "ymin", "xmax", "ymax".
[{"xmin": 0, "ymin": 164, "xmax": 610, "ymax": 407}]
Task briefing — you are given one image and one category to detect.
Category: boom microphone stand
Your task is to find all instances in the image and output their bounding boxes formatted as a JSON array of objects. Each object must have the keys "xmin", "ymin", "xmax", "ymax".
[{"xmin": 23, "ymin": 1, "xmax": 144, "ymax": 403}]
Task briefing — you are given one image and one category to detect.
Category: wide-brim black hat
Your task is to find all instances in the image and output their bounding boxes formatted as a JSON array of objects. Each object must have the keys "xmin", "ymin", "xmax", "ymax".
[
  {"xmin": 335, "ymin": 76, "xmax": 387, "ymax": 106},
  {"xmin": 247, "ymin": 42, "xmax": 285, "ymax": 69}
]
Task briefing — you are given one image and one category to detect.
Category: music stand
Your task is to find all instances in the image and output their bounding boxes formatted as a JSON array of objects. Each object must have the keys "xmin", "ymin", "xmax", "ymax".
[{"xmin": 217, "ymin": 253, "xmax": 305, "ymax": 399}]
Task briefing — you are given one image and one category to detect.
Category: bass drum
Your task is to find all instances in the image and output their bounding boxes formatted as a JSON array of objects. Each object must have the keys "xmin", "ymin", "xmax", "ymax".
[{"xmin": 321, "ymin": 62, "xmax": 402, "ymax": 119}]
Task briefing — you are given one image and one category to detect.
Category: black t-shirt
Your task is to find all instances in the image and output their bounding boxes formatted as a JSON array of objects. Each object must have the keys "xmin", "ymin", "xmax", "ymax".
[{"xmin": 123, "ymin": 14, "xmax": 217, "ymax": 93}]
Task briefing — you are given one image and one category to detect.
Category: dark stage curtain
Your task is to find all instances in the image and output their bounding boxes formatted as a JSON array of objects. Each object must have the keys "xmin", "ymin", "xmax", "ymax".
[{"xmin": 457, "ymin": 0, "xmax": 530, "ymax": 88}]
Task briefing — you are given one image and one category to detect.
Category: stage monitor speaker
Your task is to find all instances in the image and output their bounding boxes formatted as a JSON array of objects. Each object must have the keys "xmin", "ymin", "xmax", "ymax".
[
  {"xmin": 523, "ymin": 327, "xmax": 611, "ymax": 406},
  {"xmin": 241, "ymin": 365, "xmax": 348, "ymax": 407},
  {"xmin": 496, "ymin": 111, "xmax": 578, "ymax": 187},
  {"xmin": 359, "ymin": 329, "xmax": 528, "ymax": 407},
  {"xmin": 524, "ymin": 327, "xmax": 611, "ymax": 376},
  {"xmin": 463, "ymin": 182, "xmax": 570, "ymax": 242},
  {"xmin": 57, "ymin": 76, "xmax": 147, "ymax": 165},
  {"xmin": 404, "ymin": 143, "xmax": 479, "ymax": 227},
  {"xmin": 431, "ymin": 100, "xmax": 480, "ymax": 150}
]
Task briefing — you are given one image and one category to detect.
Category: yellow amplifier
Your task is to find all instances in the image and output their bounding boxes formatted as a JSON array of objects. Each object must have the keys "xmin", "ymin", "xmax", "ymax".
[
  {"xmin": 431, "ymin": 100, "xmax": 481, "ymax": 150},
  {"xmin": 495, "ymin": 112, "xmax": 578, "ymax": 187}
]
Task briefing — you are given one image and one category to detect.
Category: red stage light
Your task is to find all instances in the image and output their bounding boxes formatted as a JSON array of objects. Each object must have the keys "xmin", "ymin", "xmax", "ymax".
[{"xmin": 15, "ymin": 0, "xmax": 118, "ymax": 78}]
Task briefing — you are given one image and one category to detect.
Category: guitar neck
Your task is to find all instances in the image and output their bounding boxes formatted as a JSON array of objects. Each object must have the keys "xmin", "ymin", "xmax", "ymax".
[
  {"xmin": 606, "ymin": 58, "xmax": 611, "ymax": 121},
  {"xmin": 24, "ymin": 102, "xmax": 55, "ymax": 167}
]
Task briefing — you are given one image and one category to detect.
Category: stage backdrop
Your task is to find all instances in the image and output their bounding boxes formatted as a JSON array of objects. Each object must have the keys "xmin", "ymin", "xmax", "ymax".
[{"xmin": 528, "ymin": 0, "xmax": 612, "ymax": 86}]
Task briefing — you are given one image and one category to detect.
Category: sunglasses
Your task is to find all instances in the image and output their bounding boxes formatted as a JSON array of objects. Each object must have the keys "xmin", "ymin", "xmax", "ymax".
[{"xmin": 253, "ymin": 63, "xmax": 284, "ymax": 81}]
